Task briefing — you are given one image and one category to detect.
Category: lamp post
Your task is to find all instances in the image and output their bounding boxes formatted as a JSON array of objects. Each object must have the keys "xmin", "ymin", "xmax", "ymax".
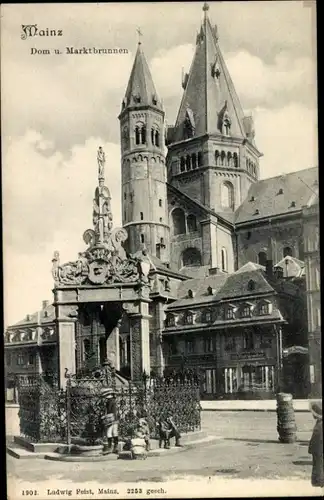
[{"xmin": 275, "ymin": 324, "xmax": 283, "ymax": 393}]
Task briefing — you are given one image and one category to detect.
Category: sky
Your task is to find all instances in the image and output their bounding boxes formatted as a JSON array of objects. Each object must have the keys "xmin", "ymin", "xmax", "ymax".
[{"xmin": 1, "ymin": 1, "xmax": 318, "ymax": 326}]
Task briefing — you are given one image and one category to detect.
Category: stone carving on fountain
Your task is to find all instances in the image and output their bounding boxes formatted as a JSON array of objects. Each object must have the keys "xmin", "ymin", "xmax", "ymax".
[{"xmin": 52, "ymin": 147, "xmax": 150, "ymax": 287}]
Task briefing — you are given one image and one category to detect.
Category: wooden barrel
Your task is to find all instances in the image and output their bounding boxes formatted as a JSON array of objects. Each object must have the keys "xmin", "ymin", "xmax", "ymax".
[{"xmin": 276, "ymin": 393, "xmax": 297, "ymax": 443}]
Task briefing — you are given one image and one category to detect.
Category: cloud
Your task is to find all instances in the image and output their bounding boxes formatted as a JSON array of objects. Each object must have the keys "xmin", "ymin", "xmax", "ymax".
[
  {"xmin": 151, "ymin": 44, "xmax": 194, "ymax": 99},
  {"xmin": 254, "ymin": 103, "xmax": 318, "ymax": 178},
  {"xmin": 3, "ymin": 131, "xmax": 122, "ymax": 253},
  {"xmin": 226, "ymin": 50, "xmax": 317, "ymax": 110}
]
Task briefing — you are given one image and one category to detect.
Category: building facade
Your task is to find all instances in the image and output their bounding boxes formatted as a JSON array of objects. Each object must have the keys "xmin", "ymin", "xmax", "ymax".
[{"xmin": 4, "ymin": 3, "xmax": 319, "ymax": 399}]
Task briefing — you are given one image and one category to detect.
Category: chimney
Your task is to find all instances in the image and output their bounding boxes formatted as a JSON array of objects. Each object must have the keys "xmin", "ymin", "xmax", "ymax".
[
  {"xmin": 42, "ymin": 300, "xmax": 50, "ymax": 310},
  {"xmin": 265, "ymin": 260, "xmax": 273, "ymax": 278}
]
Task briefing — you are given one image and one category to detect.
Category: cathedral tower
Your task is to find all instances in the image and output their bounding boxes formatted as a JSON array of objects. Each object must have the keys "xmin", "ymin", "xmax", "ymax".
[
  {"xmin": 119, "ymin": 40, "xmax": 170, "ymax": 262},
  {"xmin": 166, "ymin": 3, "xmax": 263, "ymax": 215}
]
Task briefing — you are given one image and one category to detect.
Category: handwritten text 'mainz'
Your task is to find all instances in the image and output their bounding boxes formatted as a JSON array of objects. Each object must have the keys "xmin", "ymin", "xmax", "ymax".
[{"xmin": 21, "ymin": 25, "xmax": 63, "ymax": 40}]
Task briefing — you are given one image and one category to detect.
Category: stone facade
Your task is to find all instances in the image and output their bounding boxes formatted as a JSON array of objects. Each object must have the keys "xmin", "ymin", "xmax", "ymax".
[{"xmin": 302, "ymin": 197, "xmax": 321, "ymax": 396}]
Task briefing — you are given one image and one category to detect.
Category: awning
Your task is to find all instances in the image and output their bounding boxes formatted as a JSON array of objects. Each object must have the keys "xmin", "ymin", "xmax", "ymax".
[{"xmin": 283, "ymin": 345, "xmax": 309, "ymax": 357}]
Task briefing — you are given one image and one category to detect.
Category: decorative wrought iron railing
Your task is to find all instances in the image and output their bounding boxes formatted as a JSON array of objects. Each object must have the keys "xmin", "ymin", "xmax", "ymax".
[{"xmin": 16, "ymin": 362, "xmax": 201, "ymax": 444}]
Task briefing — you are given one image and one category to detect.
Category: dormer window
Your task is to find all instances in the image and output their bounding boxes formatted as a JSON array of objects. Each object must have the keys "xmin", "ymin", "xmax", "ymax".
[
  {"xmin": 248, "ymin": 280, "xmax": 255, "ymax": 291},
  {"xmin": 187, "ymin": 289, "xmax": 195, "ymax": 299},
  {"xmin": 184, "ymin": 311, "xmax": 194, "ymax": 325},
  {"xmin": 133, "ymin": 94, "xmax": 141, "ymax": 104},
  {"xmin": 207, "ymin": 286, "xmax": 214, "ymax": 295},
  {"xmin": 204, "ymin": 310, "xmax": 212, "ymax": 323},
  {"xmin": 166, "ymin": 314, "xmax": 176, "ymax": 327},
  {"xmin": 290, "ymin": 201, "xmax": 296, "ymax": 208},
  {"xmin": 259, "ymin": 300, "xmax": 272, "ymax": 316},
  {"xmin": 254, "ymin": 209, "xmax": 260, "ymax": 215},
  {"xmin": 152, "ymin": 94, "xmax": 157, "ymax": 105},
  {"xmin": 278, "ymin": 188, "xmax": 284, "ymax": 195},
  {"xmin": 249, "ymin": 196, "xmax": 255, "ymax": 202},
  {"xmin": 240, "ymin": 303, "xmax": 253, "ymax": 318},
  {"xmin": 226, "ymin": 305, "xmax": 236, "ymax": 320}
]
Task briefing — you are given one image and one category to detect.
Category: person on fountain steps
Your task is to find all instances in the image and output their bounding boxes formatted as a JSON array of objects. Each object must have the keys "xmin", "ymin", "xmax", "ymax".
[{"xmin": 101, "ymin": 388, "xmax": 119, "ymax": 454}]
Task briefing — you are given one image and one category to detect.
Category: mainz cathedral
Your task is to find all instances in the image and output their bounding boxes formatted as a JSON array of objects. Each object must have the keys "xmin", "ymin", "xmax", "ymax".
[{"xmin": 5, "ymin": 4, "xmax": 320, "ymax": 400}]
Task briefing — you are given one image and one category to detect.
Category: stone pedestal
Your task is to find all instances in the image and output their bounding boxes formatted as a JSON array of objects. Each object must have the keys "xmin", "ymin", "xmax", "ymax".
[
  {"xmin": 106, "ymin": 326, "xmax": 120, "ymax": 371},
  {"xmin": 57, "ymin": 321, "xmax": 76, "ymax": 389},
  {"xmin": 129, "ymin": 301, "xmax": 151, "ymax": 380}
]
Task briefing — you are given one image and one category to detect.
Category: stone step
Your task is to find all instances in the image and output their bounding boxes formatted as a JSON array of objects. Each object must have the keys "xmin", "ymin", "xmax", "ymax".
[{"xmin": 7, "ymin": 444, "xmax": 48, "ymax": 460}]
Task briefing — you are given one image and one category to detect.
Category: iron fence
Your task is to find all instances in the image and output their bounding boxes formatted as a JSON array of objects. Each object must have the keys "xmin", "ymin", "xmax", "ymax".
[{"xmin": 16, "ymin": 364, "xmax": 201, "ymax": 444}]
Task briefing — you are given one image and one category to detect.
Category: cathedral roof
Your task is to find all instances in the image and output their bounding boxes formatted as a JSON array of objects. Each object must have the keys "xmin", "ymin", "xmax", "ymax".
[
  {"xmin": 120, "ymin": 42, "xmax": 163, "ymax": 114},
  {"xmin": 170, "ymin": 4, "xmax": 256, "ymax": 146},
  {"xmin": 235, "ymin": 167, "xmax": 318, "ymax": 225}
]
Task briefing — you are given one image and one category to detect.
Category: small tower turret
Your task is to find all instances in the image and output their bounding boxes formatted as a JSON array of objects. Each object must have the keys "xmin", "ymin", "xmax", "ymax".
[{"xmin": 119, "ymin": 37, "xmax": 170, "ymax": 262}]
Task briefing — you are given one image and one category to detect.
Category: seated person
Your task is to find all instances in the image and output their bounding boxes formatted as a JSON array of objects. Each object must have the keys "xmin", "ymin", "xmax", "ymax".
[{"xmin": 157, "ymin": 415, "xmax": 181, "ymax": 449}]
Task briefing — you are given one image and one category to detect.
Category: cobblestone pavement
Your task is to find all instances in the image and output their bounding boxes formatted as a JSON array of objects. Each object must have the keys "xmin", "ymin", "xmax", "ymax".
[{"xmin": 6, "ymin": 412, "xmax": 318, "ymax": 487}]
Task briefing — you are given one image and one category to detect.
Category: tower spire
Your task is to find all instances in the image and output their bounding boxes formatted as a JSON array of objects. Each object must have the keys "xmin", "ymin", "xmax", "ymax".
[{"xmin": 136, "ymin": 27, "xmax": 143, "ymax": 45}]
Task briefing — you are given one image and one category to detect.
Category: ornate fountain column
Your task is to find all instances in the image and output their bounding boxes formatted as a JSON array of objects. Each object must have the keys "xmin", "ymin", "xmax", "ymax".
[
  {"xmin": 128, "ymin": 299, "xmax": 151, "ymax": 381},
  {"xmin": 55, "ymin": 303, "xmax": 78, "ymax": 389}
]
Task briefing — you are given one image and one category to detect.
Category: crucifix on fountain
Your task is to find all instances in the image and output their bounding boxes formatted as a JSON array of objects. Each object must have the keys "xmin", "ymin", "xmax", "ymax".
[{"xmin": 51, "ymin": 147, "xmax": 153, "ymax": 388}]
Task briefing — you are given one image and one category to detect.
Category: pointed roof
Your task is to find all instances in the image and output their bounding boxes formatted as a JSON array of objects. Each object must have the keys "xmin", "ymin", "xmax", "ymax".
[
  {"xmin": 120, "ymin": 42, "xmax": 163, "ymax": 114},
  {"xmin": 171, "ymin": 5, "xmax": 254, "ymax": 144}
]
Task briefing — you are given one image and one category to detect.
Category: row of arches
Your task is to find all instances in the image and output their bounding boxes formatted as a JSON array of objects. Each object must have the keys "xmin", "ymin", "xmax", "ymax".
[
  {"xmin": 215, "ymin": 150, "xmax": 238, "ymax": 168},
  {"xmin": 179, "ymin": 152, "xmax": 203, "ymax": 172},
  {"xmin": 131, "ymin": 123, "xmax": 161, "ymax": 147},
  {"xmin": 172, "ymin": 208, "xmax": 198, "ymax": 235},
  {"xmin": 246, "ymin": 159, "xmax": 257, "ymax": 177}
]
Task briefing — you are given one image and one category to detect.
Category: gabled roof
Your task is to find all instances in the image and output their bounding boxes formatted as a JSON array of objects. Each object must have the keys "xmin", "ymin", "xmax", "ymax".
[
  {"xmin": 235, "ymin": 167, "xmax": 318, "ymax": 224},
  {"xmin": 215, "ymin": 269, "xmax": 274, "ymax": 301},
  {"xmin": 8, "ymin": 303, "xmax": 55, "ymax": 328},
  {"xmin": 170, "ymin": 5, "xmax": 257, "ymax": 149},
  {"xmin": 120, "ymin": 42, "xmax": 163, "ymax": 114},
  {"xmin": 274, "ymin": 256, "xmax": 305, "ymax": 278},
  {"xmin": 166, "ymin": 263, "xmax": 276, "ymax": 311}
]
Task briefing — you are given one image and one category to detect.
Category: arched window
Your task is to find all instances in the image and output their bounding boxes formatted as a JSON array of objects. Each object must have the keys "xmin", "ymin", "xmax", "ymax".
[
  {"xmin": 141, "ymin": 125, "xmax": 146, "ymax": 144},
  {"xmin": 186, "ymin": 155, "xmax": 191, "ymax": 171},
  {"xmin": 187, "ymin": 214, "xmax": 197, "ymax": 233},
  {"xmin": 192, "ymin": 153, "xmax": 197, "ymax": 169},
  {"xmin": 221, "ymin": 247, "xmax": 228, "ymax": 272},
  {"xmin": 135, "ymin": 126, "xmax": 140, "ymax": 145},
  {"xmin": 141, "ymin": 234, "xmax": 145, "ymax": 243},
  {"xmin": 140, "ymin": 212, "xmax": 144, "ymax": 220},
  {"xmin": 198, "ymin": 151, "xmax": 203, "ymax": 167},
  {"xmin": 172, "ymin": 208, "xmax": 186, "ymax": 235},
  {"xmin": 180, "ymin": 157, "xmax": 185, "ymax": 172},
  {"xmin": 215, "ymin": 150, "xmax": 220, "ymax": 166},
  {"xmin": 233, "ymin": 152, "xmax": 238, "ymax": 168},
  {"xmin": 135, "ymin": 123, "xmax": 146, "ymax": 145},
  {"xmin": 182, "ymin": 247, "xmax": 202, "ymax": 267},
  {"xmin": 122, "ymin": 127, "xmax": 129, "ymax": 149},
  {"xmin": 220, "ymin": 151, "xmax": 226, "ymax": 166},
  {"xmin": 258, "ymin": 251, "xmax": 267, "ymax": 267},
  {"xmin": 159, "ymin": 199, "xmax": 162, "ymax": 207},
  {"xmin": 227, "ymin": 152, "xmax": 233, "ymax": 167},
  {"xmin": 283, "ymin": 246, "xmax": 293, "ymax": 258},
  {"xmin": 221, "ymin": 181, "xmax": 234, "ymax": 209},
  {"xmin": 151, "ymin": 128, "xmax": 160, "ymax": 147}
]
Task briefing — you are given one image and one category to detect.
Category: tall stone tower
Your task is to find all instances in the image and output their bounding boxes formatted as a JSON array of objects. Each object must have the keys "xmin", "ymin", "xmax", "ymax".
[
  {"xmin": 166, "ymin": 3, "xmax": 263, "ymax": 216},
  {"xmin": 119, "ymin": 40, "xmax": 170, "ymax": 262}
]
